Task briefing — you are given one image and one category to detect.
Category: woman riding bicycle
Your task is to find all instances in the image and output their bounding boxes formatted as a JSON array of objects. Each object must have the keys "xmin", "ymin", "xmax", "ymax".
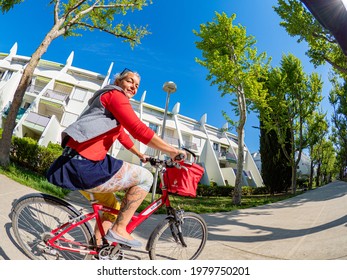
[{"xmin": 46, "ymin": 68, "xmax": 186, "ymax": 248}]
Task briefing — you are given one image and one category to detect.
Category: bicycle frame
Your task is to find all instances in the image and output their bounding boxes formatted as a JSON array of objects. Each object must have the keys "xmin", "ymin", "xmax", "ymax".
[{"xmin": 46, "ymin": 181, "xmax": 172, "ymax": 256}]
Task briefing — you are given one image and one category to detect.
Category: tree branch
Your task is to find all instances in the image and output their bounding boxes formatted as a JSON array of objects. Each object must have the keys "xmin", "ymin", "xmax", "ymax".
[
  {"xmin": 75, "ymin": 22, "xmax": 137, "ymax": 41},
  {"xmin": 323, "ymin": 55, "xmax": 347, "ymax": 74},
  {"xmin": 312, "ymin": 31, "xmax": 336, "ymax": 44},
  {"xmin": 54, "ymin": 0, "xmax": 60, "ymax": 23}
]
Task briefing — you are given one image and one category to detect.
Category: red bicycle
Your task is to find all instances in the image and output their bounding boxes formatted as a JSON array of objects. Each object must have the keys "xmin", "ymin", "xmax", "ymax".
[{"xmin": 11, "ymin": 154, "xmax": 208, "ymax": 260}]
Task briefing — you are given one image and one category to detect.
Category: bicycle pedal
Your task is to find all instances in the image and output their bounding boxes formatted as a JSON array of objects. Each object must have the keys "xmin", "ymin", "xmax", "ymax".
[
  {"xmin": 119, "ymin": 244, "xmax": 132, "ymax": 250},
  {"xmin": 98, "ymin": 245, "xmax": 124, "ymax": 260}
]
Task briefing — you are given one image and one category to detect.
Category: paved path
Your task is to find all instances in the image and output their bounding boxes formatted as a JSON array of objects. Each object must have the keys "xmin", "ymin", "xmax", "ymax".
[{"xmin": 1, "ymin": 173, "xmax": 347, "ymax": 260}]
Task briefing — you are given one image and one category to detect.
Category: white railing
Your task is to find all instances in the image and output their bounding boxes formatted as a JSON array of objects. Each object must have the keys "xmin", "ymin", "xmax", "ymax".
[
  {"xmin": 25, "ymin": 112, "xmax": 50, "ymax": 127},
  {"xmin": 43, "ymin": 89, "xmax": 70, "ymax": 104}
]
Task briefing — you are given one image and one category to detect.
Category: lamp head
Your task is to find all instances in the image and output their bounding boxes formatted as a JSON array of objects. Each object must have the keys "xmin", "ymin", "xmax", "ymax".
[{"xmin": 163, "ymin": 81, "xmax": 177, "ymax": 93}]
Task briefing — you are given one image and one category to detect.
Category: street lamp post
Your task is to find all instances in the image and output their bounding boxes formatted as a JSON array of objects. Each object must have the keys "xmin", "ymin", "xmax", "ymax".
[{"xmin": 151, "ymin": 81, "xmax": 177, "ymax": 201}]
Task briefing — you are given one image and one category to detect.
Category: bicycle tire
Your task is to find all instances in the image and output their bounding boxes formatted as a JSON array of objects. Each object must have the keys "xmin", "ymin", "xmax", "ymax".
[
  {"xmin": 11, "ymin": 193, "xmax": 95, "ymax": 260},
  {"xmin": 147, "ymin": 212, "xmax": 208, "ymax": 260}
]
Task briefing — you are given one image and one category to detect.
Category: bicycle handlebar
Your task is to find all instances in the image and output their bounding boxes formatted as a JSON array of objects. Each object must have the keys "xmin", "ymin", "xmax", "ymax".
[
  {"xmin": 147, "ymin": 156, "xmax": 182, "ymax": 169},
  {"xmin": 143, "ymin": 147, "xmax": 195, "ymax": 169}
]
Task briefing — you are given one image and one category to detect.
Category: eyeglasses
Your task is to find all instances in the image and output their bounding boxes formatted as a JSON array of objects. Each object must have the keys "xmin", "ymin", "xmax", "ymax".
[{"xmin": 120, "ymin": 68, "xmax": 132, "ymax": 76}]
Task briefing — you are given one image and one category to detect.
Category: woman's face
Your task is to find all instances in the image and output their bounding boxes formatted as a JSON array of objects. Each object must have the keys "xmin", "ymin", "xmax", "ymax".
[{"xmin": 116, "ymin": 72, "xmax": 140, "ymax": 99}]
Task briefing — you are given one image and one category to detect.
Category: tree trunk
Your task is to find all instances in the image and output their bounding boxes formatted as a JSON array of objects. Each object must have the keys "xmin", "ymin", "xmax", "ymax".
[
  {"xmin": 233, "ymin": 87, "xmax": 247, "ymax": 205},
  {"xmin": 0, "ymin": 26, "xmax": 61, "ymax": 167},
  {"xmin": 315, "ymin": 162, "xmax": 321, "ymax": 187},
  {"xmin": 309, "ymin": 158, "xmax": 314, "ymax": 190},
  {"xmin": 291, "ymin": 164, "xmax": 297, "ymax": 194}
]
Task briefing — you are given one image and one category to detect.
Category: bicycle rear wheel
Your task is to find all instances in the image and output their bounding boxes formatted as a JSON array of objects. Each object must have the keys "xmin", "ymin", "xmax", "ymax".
[
  {"xmin": 11, "ymin": 193, "xmax": 95, "ymax": 260},
  {"xmin": 148, "ymin": 212, "xmax": 208, "ymax": 260}
]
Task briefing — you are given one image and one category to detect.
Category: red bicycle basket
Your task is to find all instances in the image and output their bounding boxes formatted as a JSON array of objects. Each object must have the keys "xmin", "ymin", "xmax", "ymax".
[{"xmin": 162, "ymin": 162, "xmax": 204, "ymax": 197}]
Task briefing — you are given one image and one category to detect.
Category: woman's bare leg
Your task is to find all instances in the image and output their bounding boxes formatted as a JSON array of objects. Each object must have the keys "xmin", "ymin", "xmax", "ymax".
[
  {"xmin": 111, "ymin": 186, "xmax": 147, "ymax": 240},
  {"xmin": 95, "ymin": 219, "xmax": 113, "ymax": 245}
]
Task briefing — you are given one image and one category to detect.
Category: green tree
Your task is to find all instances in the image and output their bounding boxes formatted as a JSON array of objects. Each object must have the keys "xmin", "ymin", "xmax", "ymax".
[
  {"xmin": 329, "ymin": 77, "xmax": 347, "ymax": 178},
  {"xmin": 194, "ymin": 12, "xmax": 268, "ymax": 205},
  {"xmin": 313, "ymin": 138, "xmax": 336, "ymax": 185},
  {"xmin": 260, "ymin": 67, "xmax": 293, "ymax": 194},
  {"xmin": 259, "ymin": 120, "xmax": 292, "ymax": 194},
  {"xmin": 260, "ymin": 54, "xmax": 323, "ymax": 193},
  {"xmin": 0, "ymin": 0, "xmax": 151, "ymax": 167},
  {"xmin": 274, "ymin": 0, "xmax": 347, "ymax": 77},
  {"xmin": 307, "ymin": 111, "xmax": 329, "ymax": 189},
  {"xmin": 306, "ymin": 111, "xmax": 328, "ymax": 189}
]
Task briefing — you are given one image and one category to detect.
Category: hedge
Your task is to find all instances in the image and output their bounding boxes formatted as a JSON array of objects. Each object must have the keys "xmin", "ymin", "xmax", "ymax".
[{"xmin": 196, "ymin": 184, "xmax": 269, "ymax": 197}]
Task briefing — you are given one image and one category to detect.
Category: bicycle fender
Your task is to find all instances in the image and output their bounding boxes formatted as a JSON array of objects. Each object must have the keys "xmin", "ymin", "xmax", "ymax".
[
  {"xmin": 11, "ymin": 192, "xmax": 80, "ymax": 219},
  {"xmin": 145, "ymin": 216, "xmax": 174, "ymax": 252}
]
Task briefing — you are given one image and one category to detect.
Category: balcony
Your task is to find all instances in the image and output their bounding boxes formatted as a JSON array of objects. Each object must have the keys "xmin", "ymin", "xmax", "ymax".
[
  {"xmin": 163, "ymin": 135, "xmax": 179, "ymax": 146},
  {"xmin": 2, "ymin": 103, "xmax": 27, "ymax": 121},
  {"xmin": 26, "ymin": 84, "xmax": 45, "ymax": 95},
  {"xmin": 182, "ymin": 140, "xmax": 198, "ymax": 151},
  {"xmin": 23, "ymin": 112, "xmax": 50, "ymax": 133},
  {"xmin": 216, "ymin": 150, "xmax": 237, "ymax": 163},
  {"xmin": 42, "ymin": 89, "xmax": 70, "ymax": 105}
]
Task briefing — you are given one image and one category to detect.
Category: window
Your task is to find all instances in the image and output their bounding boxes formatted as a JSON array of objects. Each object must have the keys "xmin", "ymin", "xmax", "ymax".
[
  {"xmin": 166, "ymin": 129, "xmax": 175, "ymax": 138},
  {"xmin": 54, "ymin": 81, "xmax": 73, "ymax": 94},
  {"xmin": 72, "ymin": 87, "xmax": 88, "ymax": 102},
  {"xmin": 182, "ymin": 133, "xmax": 191, "ymax": 143},
  {"xmin": 0, "ymin": 70, "xmax": 5, "ymax": 80},
  {"xmin": 148, "ymin": 123, "xmax": 158, "ymax": 133},
  {"xmin": 213, "ymin": 142, "xmax": 219, "ymax": 151},
  {"xmin": 3, "ymin": 70, "xmax": 13, "ymax": 81},
  {"xmin": 33, "ymin": 76, "xmax": 50, "ymax": 93},
  {"xmin": 221, "ymin": 146, "xmax": 227, "ymax": 156},
  {"xmin": 23, "ymin": 102, "xmax": 31, "ymax": 109},
  {"xmin": 192, "ymin": 136, "xmax": 201, "ymax": 147}
]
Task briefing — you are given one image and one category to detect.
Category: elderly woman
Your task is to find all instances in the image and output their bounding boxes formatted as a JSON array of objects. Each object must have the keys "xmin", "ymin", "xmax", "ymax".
[{"xmin": 47, "ymin": 69, "xmax": 186, "ymax": 247}]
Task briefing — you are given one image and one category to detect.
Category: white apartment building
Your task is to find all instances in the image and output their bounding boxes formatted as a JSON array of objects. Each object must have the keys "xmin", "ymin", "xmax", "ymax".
[{"xmin": 0, "ymin": 43, "xmax": 263, "ymax": 188}]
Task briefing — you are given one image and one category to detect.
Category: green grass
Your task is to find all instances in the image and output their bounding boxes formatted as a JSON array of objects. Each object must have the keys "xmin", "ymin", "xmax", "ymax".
[
  {"xmin": 0, "ymin": 163, "xmax": 69, "ymax": 198},
  {"xmin": 135, "ymin": 192, "xmax": 301, "ymax": 214},
  {"xmin": 0, "ymin": 163, "xmax": 302, "ymax": 214}
]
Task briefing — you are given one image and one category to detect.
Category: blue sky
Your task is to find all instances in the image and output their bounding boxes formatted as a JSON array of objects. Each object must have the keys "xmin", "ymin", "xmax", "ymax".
[{"xmin": 0, "ymin": 0, "xmax": 332, "ymax": 153}]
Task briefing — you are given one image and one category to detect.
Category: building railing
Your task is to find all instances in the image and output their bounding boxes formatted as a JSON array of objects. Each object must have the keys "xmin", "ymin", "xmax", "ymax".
[
  {"xmin": 26, "ymin": 84, "xmax": 45, "ymax": 95},
  {"xmin": 182, "ymin": 140, "xmax": 198, "ymax": 151},
  {"xmin": 163, "ymin": 135, "xmax": 179, "ymax": 146},
  {"xmin": 25, "ymin": 112, "xmax": 50, "ymax": 127},
  {"xmin": 216, "ymin": 150, "xmax": 238, "ymax": 163},
  {"xmin": 2, "ymin": 103, "xmax": 27, "ymax": 121},
  {"xmin": 42, "ymin": 89, "xmax": 70, "ymax": 105},
  {"xmin": 145, "ymin": 147, "xmax": 158, "ymax": 157}
]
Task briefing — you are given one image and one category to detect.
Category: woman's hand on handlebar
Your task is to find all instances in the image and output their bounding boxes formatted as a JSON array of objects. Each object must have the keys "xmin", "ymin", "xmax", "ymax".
[
  {"xmin": 139, "ymin": 153, "xmax": 150, "ymax": 163},
  {"xmin": 170, "ymin": 149, "xmax": 187, "ymax": 162}
]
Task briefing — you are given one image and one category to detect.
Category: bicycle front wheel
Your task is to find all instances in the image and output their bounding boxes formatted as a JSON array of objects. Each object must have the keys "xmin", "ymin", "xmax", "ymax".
[
  {"xmin": 11, "ymin": 193, "xmax": 95, "ymax": 260},
  {"xmin": 148, "ymin": 212, "xmax": 208, "ymax": 260}
]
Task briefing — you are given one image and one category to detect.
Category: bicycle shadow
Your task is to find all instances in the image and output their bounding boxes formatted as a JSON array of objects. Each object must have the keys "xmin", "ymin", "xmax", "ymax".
[
  {"xmin": 0, "ymin": 246, "xmax": 10, "ymax": 260},
  {"xmin": 2, "ymin": 222, "xmax": 29, "ymax": 260}
]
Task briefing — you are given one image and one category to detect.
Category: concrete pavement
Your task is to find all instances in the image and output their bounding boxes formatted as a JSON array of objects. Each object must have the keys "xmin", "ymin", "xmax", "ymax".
[{"xmin": 1, "ymin": 173, "xmax": 347, "ymax": 260}]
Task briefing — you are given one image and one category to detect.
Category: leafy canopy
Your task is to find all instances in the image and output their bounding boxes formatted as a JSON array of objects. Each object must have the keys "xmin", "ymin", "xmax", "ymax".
[
  {"xmin": 0, "ymin": 0, "xmax": 152, "ymax": 47},
  {"xmin": 274, "ymin": 0, "xmax": 347, "ymax": 77},
  {"xmin": 194, "ymin": 12, "xmax": 269, "ymax": 119}
]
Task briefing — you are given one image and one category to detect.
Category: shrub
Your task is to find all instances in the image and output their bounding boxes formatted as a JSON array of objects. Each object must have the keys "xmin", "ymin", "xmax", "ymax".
[
  {"xmin": 10, "ymin": 136, "xmax": 62, "ymax": 176},
  {"xmin": 250, "ymin": 186, "xmax": 269, "ymax": 195},
  {"xmin": 10, "ymin": 137, "xmax": 40, "ymax": 170},
  {"xmin": 197, "ymin": 184, "xmax": 232, "ymax": 197}
]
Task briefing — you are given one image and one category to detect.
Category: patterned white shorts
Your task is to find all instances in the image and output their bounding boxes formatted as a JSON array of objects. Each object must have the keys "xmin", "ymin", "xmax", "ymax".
[{"xmin": 88, "ymin": 162, "xmax": 153, "ymax": 193}]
